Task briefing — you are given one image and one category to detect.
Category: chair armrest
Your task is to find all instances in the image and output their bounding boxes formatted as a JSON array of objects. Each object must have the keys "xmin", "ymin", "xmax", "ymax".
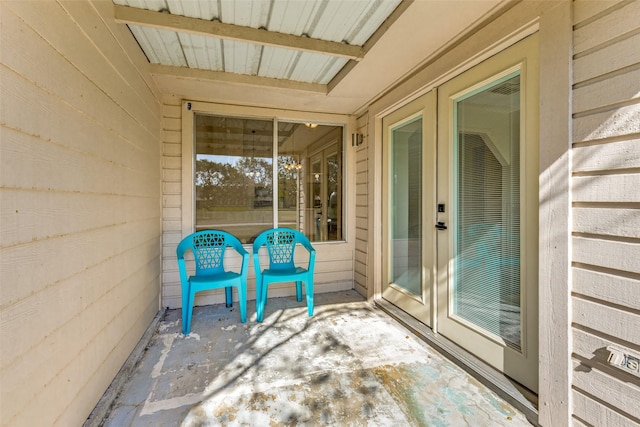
[
  {"xmin": 176, "ymin": 237, "xmax": 190, "ymax": 260},
  {"xmin": 252, "ymin": 251, "xmax": 263, "ymax": 277},
  {"xmin": 176, "ymin": 257, "xmax": 189, "ymax": 288},
  {"xmin": 308, "ymin": 248, "xmax": 316, "ymax": 271},
  {"xmin": 224, "ymin": 238, "xmax": 249, "ymax": 275},
  {"xmin": 229, "ymin": 240, "xmax": 249, "ymax": 259},
  {"xmin": 176, "ymin": 238, "xmax": 192, "ymax": 286},
  {"xmin": 239, "ymin": 249, "xmax": 250, "ymax": 276},
  {"xmin": 235, "ymin": 244, "xmax": 250, "ymax": 274},
  {"xmin": 300, "ymin": 240, "xmax": 316, "ymax": 269},
  {"xmin": 300, "ymin": 240, "xmax": 316, "ymax": 256}
]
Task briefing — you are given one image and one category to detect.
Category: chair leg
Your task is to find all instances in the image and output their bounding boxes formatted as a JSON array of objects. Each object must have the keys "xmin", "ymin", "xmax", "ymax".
[
  {"xmin": 262, "ymin": 280, "xmax": 269, "ymax": 303},
  {"xmin": 262, "ymin": 280, "xmax": 270, "ymax": 320},
  {"xmin": 295, "ymin": 280, "xmax": 302, "ymax": 302},
  {"xmin": 256, "ymin": 278, "xmax": 264, "ymax": 322},
  {"xmin": 238, "ymin": 284, "xmax": 247, "ymax": 323},
  {"xmin": 305, "ymin": 279, "xmax": 314, "ymax": 317},
  {"xmin": 225, "ymin": 286, "xmax": 233, "ymax": 308},
  {"xmin": 182, "ymin": 283, "xmax": 191, "ymax": 334},
  {"xmin": 184, "ymin": 290, "xmax": 196, "ymax": 334}
]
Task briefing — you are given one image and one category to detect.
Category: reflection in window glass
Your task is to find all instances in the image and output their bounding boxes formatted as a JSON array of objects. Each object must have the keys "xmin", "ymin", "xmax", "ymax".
[
  {"xmin": 390, "ymin": 117, "xmax": 422, "ymax": 297},
  {"xmin": 195, "ymin": 115, "xmax": 273, "ymax": 243},
  {"xmin": 277, "ymin": 121, "xmax": 300, "ymax": 231},
  {"xmin": 300, "ymin": 125, "xmax": 343, "ymax": 242},
  {"xmin": 454, "ymin": 73, "xmax": 521, "ymax": 350},
  {"xmin": 326, "ymin": 152, "xmax": 341, "ymax": 240},
  {"xmin": 195, "ymin": 115, "xmax": 343, "ymax": 243}
]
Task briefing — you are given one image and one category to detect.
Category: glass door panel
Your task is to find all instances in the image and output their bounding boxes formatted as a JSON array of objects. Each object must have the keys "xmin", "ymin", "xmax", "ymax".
[
  {"xmin": 309, "ymin": 156, "xmax": 323, "ymax": 241},
  {"xmin": 391, "ymin": 117, "xmax": 422, "ymax": 296},
  {"xmin": 453, "ymin": 73, "xmax": 522, "ymax": 350},
  {"xmin": 436, "ymin": 34, "xmax": 539, "ymax": 392},
  {"xmin": 382, "ymin": 93, "xmax": 435, "ymax": 324},
  {"xmin": 326, "ymin": 151, "xmax": 341, "ymax": 241},
  {"xmin": 304, "ymin": 140, "xmax": 343, "ymax": 242}
]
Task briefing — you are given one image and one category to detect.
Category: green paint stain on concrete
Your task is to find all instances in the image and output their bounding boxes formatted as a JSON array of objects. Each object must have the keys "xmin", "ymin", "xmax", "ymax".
[{"xmin": 373, "ymin": 364, "xmax": 430, "ymax": 426}]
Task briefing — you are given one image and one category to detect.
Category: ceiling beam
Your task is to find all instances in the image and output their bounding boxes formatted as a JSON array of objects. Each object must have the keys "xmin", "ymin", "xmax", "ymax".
[
  {"xmin": 114, "ymin": 5, "xmax": 364, "ymax": 61},
  {"xmin": 150, "ymin": 63, "xmax": 327, "ymax": 93}
]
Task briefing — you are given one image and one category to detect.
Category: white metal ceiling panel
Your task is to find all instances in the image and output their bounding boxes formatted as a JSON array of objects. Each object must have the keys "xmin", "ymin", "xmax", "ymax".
[
  {"xmin": 114, "ymin": 0, "xmax": 402, "ymax": 84},
  {"xmin": 311, "ymin": 1, "xmax": 364, "ymax": 41},
  {"xmin": 129, "ymin": 26, "xmax": 187, "ymax": 66},
  {"xmin": 178, "ymin": 33, "xmax": 224, "ymax": 71},
  {"xmin": 255, "ymin": 45, "xmax": 294, "ymax": 79},
  {"xmin": 268, "ymin": 0, "xmax": 320, "ymax": 36},
  {"xmin": 223, "ymin": 39, "xmax": 262, "ymax": 75},
  {"xmin": 166, "ymin": 0, "xmax": 219, "ymax": 20},
  {"xmin": 290, "ymin": 51, "xmax": 348, "ymax": 85},
  {"xmin": 220, "ymin": 0, "xmax": 271, "ymax": 29},
  {"xmin": 312, "ymin": 57, "xmax": 349, "ymax": 85},
  {"xmin": 348, "ymin": 1, "xmax": 403, "ymax": 45}
]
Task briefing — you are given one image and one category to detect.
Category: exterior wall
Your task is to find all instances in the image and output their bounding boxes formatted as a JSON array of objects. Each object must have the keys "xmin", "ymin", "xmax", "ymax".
[
  {"xmin": 0, "ymin": 2, "xmax": 162, "ymax": 426},
  {"xmin": 160, "ymin": 101, "xmax": 356, "ymax": 309},
  {"xmin": 570, "ymin": 1, "xmax": 640, "ymax": 425},
  {"xmin": 538, "ymin": 2, "xmax": 572, "ymax": 424},
  {"xmin": 358, "ymin": 1, "xmax": 608, "ymax": 425},
  {"xmin": 161, "ymin": 97, "xmax": 183, "ymax": 308},
  {"xmin": 354, "ymin": 113, "xmax": 370, "ymax": 297},
  {"xmin": 1, "ymin": 1, "xmax": 637, "ymax": 426}
]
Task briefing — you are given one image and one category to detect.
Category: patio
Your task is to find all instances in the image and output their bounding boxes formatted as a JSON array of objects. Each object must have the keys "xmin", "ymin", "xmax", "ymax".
[{"xmin": 94, "ymin": 291, "xmax": 533, "ymax": 426}]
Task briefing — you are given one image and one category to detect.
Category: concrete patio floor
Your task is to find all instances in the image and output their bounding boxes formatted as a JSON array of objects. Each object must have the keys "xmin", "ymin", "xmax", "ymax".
[{"xmin": 98, "ymin": 290, "xmax": 533, "ymax": 426}]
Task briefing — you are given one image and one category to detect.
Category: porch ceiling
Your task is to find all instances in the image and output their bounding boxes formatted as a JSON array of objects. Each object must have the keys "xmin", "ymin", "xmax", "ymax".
[{"xmin": 113, "ymin": 0, "xmax": 507, "ymax": 114}]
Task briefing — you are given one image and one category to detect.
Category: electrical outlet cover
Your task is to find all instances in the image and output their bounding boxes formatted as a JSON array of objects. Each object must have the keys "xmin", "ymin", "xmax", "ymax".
[{"xmin": 626, "ymin": 356, "xmax": 639, "ymax": 373}]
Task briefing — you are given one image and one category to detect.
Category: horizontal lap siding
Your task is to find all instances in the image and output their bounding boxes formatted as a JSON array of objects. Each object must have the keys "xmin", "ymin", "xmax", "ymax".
[
  {"xmin": 161, "ymin": 98, "xmax": 183, "ymax": 308},
  {"xmin": 571, "ymin": 1, "xmax": 640, "ymax": 425},
  {"xmin": 354, "ymin": 114, "xmax": 369, "ymax": 296},
  {"xmin": 0, "ymin": 1, "xmax": 161, "ymax": 426}
]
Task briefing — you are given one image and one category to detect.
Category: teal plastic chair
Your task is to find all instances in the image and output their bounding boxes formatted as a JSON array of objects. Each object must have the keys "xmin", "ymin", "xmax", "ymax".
[
  {"xmin": 177, "ymin": 230, "xmax": 249, "ymax": 334},
  {"xmin": 252, "ymin": 228, "xmax": 316, "ymax": 322}
]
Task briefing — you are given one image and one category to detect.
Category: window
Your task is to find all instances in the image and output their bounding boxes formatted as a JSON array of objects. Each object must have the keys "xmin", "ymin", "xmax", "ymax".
[{"xmin": 195, "ymin": 114, "xmax": 343, "ymax": 243}]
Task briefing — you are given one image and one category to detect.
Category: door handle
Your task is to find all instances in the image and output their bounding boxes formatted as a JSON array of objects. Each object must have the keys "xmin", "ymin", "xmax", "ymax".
[{"xmin": 435, "ymin": 221, "xmax": 447, "ymax": 230}]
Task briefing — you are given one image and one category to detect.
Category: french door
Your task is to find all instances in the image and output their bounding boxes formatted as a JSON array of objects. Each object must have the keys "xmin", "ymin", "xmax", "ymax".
[
  {"xmin": 383, "ymin": 34, "xmax": 539, "ymax": 392},
  {"xmin": 382, "ymin": 93, "xmax": 436, "ymax": 324},
  {"xmin": 307, "ymin": 142, "xmax": 342, "ymax": 242}
]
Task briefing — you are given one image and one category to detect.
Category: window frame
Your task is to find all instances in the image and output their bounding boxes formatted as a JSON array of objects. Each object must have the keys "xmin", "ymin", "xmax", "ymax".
[{"xmin": 181, "ymin": 101, "xmax": 351, "ymax": 243}]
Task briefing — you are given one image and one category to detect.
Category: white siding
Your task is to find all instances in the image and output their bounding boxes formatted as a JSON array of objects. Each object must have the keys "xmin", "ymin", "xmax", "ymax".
[
  {"xmin": 571, "ymin": 1, "xmax": 640, "ymax": 426},
  {"xmin": 354, "ymin": 113, "xmax": 369, "ymax": 297},
  {"xmin": 0, "ymin": 1, "xmax": 162, "ymax": 426},
  {"xmin": 161, "ymin": 98, "xmax": 183, "ymax": 308}
]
